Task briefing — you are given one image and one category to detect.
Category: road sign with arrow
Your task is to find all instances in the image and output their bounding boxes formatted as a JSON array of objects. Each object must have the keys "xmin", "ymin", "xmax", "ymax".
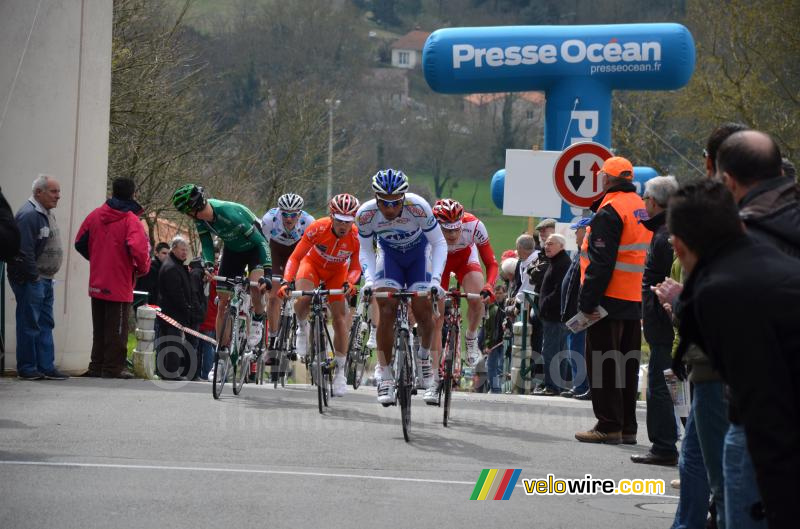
[{"xmin": 552, "ymin": 141, "xmax": 613, "ymax": 208}]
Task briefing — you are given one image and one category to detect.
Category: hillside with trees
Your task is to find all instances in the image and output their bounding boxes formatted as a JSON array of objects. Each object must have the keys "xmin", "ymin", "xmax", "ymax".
[{"xmin": 113, "ymin": 0, "xmax": 799, "ymax": 243}]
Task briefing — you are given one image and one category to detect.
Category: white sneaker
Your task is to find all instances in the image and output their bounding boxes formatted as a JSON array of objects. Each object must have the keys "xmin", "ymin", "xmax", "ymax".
[
  {"xmin": 417, "ymin": 356, "xmax": 434, "ymax": 390},
  {"xmin": 333, "ymin": 361, "xmax": 347, "ymax": 397},
  {"xmin": 296, "ymin": 330, "xmax": 307, "ymax": 360},
  {"xmin": 247, "ymin": 320, "xmax": 263, "ymax": 348},
  {"xmin": 366, "ymin": 325, "xmax": 377, "ymax": 349},
  {"xmin": 466, "ymin": 336, "xmax": 481, "ymax": 367},
  {"xmin": 423, "ymin": 385, "xmax": 439, "ymax": 404},
  {"xmin": 377, "ymin": 378, "xmax": 396, "ymax": 405},
  {"xmin": 373, "ymin": 364, "xmax": 382, "ymax": 385}
]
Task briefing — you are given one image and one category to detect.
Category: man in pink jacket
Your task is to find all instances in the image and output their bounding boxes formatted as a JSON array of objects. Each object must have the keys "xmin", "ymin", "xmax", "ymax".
[{"xmin": 75, "ymin": 178, "xmax": 150, "ymax": 379}]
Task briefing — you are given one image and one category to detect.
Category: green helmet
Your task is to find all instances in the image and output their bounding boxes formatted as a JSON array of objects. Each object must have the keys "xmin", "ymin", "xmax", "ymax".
[{"xmin": 172, "ymin": 184, "xmax": 206, "ymax": 214}]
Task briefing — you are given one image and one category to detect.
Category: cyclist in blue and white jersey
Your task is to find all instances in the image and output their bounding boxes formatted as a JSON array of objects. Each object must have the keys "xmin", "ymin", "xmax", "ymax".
[
  {"xmin": 356, "ymin": 169, "xmax": 447, "ymax": 405},
  {"xmin": 261, "ymin": 193, "xmax": 314, "ymax": 354}
]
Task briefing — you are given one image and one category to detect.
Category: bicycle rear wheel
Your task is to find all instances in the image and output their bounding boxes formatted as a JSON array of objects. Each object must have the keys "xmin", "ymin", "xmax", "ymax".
[
  {"xmin": 256, "ymin": 351, "xmax": 265, "ymax": 385},
  {"xmin": 353, "ymin": 344, "xmax": 370, "ymax": 390},
  {"xmin": 212, "ymin": 314, "xmax": 234, "ymax": 400},
  {"xmin": 442, "ymin": 324, "xmax": 457, "ymax": 427},
  {"xmin": 397, "ymin": 330, "xmax": 413, "ymax": 442},
  {"xmin": 345, "ymin": 315, "xmax": 360, "ymax": 389}
]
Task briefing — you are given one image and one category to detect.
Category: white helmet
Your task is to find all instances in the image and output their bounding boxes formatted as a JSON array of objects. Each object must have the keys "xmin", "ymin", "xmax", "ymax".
[{"xmin": 277, "ymin": 193, "xmax": 304, "ymax": 211}]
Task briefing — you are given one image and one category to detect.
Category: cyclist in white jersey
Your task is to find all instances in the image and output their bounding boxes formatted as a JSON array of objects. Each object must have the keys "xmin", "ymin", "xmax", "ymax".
[
  {"xmin": 261, "ymin": 193, "xmax": 314, "ymax": 354},
  {"xmin": 356, "ymin": 169, "xmax": 447, "ymax": 405}
]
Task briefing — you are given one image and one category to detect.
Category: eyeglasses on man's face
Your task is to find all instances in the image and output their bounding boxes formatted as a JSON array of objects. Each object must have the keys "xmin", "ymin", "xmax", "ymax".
[
  {"xmin": 376, "ymin": 195, "xmax": 404, "ymax": 208},
  {"xmin": 281, "ymin": 211, "xmax": 300, "ymax": 219}
]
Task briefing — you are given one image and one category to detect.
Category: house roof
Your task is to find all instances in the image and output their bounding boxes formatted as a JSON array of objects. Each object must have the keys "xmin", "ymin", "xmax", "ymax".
[
  {"xmin": 390, "ymin": 30, "xmax": 431, "ymax": 51},
  {"xmin": 463, "ymin": 91, "xmax": 545, "ymax": 106}
]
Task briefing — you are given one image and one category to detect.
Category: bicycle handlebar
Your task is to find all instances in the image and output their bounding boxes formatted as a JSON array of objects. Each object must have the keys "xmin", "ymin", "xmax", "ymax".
[
  {"xmin": 290, "ymin": 289, "xmax": 345, "ymax": 298},
  {"xmin": 442, "ymin": 291, "xmax": 484, "ymax": 300},
  {"xmin": 372, "ymin": 291, "xmax": 432, "ymax": 299},
  {"xmin": 213, "ymin": 275, "xmax": 260, "ymax": 288}
]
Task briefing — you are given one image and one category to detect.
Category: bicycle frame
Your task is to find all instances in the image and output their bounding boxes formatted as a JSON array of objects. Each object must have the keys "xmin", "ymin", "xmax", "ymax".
[{"xmin": 212, "ymin": 275, "xmax": 260, "ymax": 398}]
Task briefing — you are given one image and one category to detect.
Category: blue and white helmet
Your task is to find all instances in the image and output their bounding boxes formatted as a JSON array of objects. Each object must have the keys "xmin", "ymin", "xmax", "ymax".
[{"xmin": 371, "ymin": 169, "xmax": 409, "ymax": 195}]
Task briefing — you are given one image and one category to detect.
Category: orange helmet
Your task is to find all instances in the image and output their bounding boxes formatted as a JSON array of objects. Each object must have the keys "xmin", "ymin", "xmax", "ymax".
[
  {"xmin": 329, "ymin": 193, "xmax": 360, "ymax": 221},
  {"xmin": 433, "ymin": 198, "xmax": 464, "ymax": 229}
]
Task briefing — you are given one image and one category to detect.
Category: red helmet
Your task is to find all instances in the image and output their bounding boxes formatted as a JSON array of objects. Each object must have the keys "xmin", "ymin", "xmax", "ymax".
[
  {"xmin": 433, "ymin": 198, "xmax": 464, "ymax": 229},
  {"xmin": 329, "ymin": 193, "xmax": 360, "ymax": 221}
]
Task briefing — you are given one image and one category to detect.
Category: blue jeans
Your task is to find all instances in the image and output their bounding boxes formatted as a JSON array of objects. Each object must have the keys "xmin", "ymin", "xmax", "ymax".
[
  {"xmin": 541, "ymin": 320, "xmax": 567, "ymax": 391},
  {"xmin": 10, "ymin": 279, "xmax": 55, "ymax": 375},
  {"xmin": 646, "ymin": 342, "xmax": 679, "ymax": 456},
  {"xmin": 693, "ymin": 381, "xmax": 729, "ymax": 529},
  {"xmin": 566, "ymin": 329, "xmax": 588, "ymax": 394},
  {"xmin": 723, "ymin": 424, "xmax": 766, "ymax": 529},
  {"xmin": 486, "ymin": 342, "xmax": 505, "ymax": 393},
  {"xmin": 197, "ymin": 329, "xmax": 216, "ymax": 380},
  {"xmin": 672, "ymin": 410, "xmax": 711, "ymax": 529}
]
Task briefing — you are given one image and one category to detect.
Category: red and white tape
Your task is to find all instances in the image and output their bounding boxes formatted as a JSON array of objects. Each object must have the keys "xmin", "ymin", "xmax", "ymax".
[{"xmin": 146, "ymin": 305, "xmax": 218, "ymax": 346}]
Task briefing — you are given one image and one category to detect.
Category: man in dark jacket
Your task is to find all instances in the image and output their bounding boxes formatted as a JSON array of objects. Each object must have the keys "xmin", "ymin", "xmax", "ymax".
[
  {"xmin": 7, "ymin": 175, "xmax": 69, "ymax": 380},
  {"xmin": 0, "ymin": 187, "xmax": 20, "ymax": 262},
  {"xmin": 560, "ymin": 217, "xmax": 591, "ymax": 400},
  {"xmin": 536, "ymin": 233, "xmax": 571, "ymax": 395},
  {"xmin": 135, "ymin": 241, "xmax": 169, "ymax": 305},
  {"xmin": 632, "ymin": 176, "xmax": 680, "ymax": 466},
  {"xmin": 670, "ymin": 180, "xmax": 800, "ymax": 529},
  {"xmin": 717, "ymin": 129, "xmax": 800, "ymax": 258},
  {"xmin": 75, "ymin": 178, "xmax": 150, "ymax": 379},
  {"xmin": 157, "ymin": 237, "xmax": 201, "ymax": 380},
  {"xmin": 575, "ymin": 156, "xmax": 652, "ymax": 445}
]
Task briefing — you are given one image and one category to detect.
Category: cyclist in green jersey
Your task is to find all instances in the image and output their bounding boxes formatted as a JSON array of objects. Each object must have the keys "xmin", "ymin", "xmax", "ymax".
[{"xmin": 172, "ymin": 184, "xmax": 272, "ymax": 352}]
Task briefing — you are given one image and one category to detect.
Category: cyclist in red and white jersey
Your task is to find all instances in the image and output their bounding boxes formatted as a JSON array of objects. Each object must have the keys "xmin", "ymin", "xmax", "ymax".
[{"xmin": 427, "ymin": 199, "xmax": 498, "ymax": 403}]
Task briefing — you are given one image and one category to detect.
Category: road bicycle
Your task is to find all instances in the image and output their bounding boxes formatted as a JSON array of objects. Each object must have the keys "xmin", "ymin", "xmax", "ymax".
[
  {"xmin": 373, "ymin": 289, "xmax": 438, "ymax": 442},
  {"xmin": 428, "ymin": 290, "xmax": 483, "ymax": 427},
  {"xmin": 290, "ymin": 283, "xmax": 342, "ymax": 414},
  {"xmin": 345, "ymin": 288, "xmax": 373, "ymax": 390},
  {"xmin": 211, "ymin": 275, "xmax": 263, "ymax": 400},
  {"xmin": 268, "ymin": 286, "xmax": 297, "ymax": 389}
]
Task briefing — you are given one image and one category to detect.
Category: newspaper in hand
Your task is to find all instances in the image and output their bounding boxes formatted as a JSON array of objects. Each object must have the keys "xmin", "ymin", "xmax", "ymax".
[{"xmin": 565, "ymin": 306, "xmax": 608, "ymax": 334}]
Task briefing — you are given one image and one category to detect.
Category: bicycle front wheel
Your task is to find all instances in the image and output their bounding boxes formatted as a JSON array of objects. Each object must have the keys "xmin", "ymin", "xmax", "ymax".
[
  {"xmin": 443, "ymin": 324, "xmax": 457, "ymax": 427},
  {"xmin": 397, "ymin": 330, "xmax": 413, "ymax": 442},
  {"xmin": 232, "ymin": 319, "xmax": 249, "ymax": 396},
  {"xmin": 311, "ymin": 317, "xmax": 325, "ymax": 414}
]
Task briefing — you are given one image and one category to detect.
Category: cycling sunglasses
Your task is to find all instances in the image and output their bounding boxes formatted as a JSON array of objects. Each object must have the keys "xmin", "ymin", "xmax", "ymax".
[
  {"xmin": 280, "ymin": 211, "xmax": 300, "ymax": 219},
  {"xmin": 376, "ymin": 195, "xmax": 405, "ymax": 208}
]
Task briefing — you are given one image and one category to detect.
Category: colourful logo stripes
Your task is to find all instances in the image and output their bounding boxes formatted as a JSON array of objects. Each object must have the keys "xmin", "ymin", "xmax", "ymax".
[{"xmin": 470, "ymin": 469, "xmax": 522, "ymax": 500}]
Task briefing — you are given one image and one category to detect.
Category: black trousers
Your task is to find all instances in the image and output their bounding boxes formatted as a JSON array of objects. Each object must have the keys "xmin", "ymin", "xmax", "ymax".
[
  {"xmin": 89, "ymin": 298, "xmax": 131, "ymax": 376},
  {"xmin": 156, "ymin": 323, "xmax": 199, "ymax": 380},
  {"xmin": 586, "ymin": 318, "xmax": 641, "ymax": 434}
]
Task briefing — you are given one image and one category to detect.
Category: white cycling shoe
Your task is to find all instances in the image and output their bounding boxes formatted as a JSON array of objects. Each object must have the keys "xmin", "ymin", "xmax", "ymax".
[
  {"xmin": 377, "ymin": 378, "xmax": 396, "ymax": 405},
  {"xmin": 366, "ymin": 326, "xmax": 377, "ymax": 349},
  {"xmin": 333, "ymin": 362, "xmax": 347, "ymax": 397},
  {"xmin": 295, "ymin": 330, "xmax": 307, "ymax": 361},
  {"xmin": 466, "ymin": 336, "xmax": 481, "ymax": 367},
  {"xmin": 423, "ymin": 384, "xmax": 439, "ymax": 405},
  {"xmin": 417, "ymin": 356, "xmax": 434, "ymax": 390}
]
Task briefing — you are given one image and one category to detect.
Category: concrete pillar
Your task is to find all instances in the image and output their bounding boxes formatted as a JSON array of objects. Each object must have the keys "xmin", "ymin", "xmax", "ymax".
[{"xmin": 0, "ymin": 0, "xmax": 113, "ymax": 373}]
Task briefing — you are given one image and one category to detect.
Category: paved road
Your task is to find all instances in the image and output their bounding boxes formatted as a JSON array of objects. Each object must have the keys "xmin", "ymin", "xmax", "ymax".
[{"xmin": 0, "ymin": 377, "xmax": 679, "ymax": 529}]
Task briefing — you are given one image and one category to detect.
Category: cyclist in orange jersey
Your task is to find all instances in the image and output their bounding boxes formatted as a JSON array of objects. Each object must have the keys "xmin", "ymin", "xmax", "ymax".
[{"xmin": 279, "ymin": 194, "xmax": 361, "ymax": 396}]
